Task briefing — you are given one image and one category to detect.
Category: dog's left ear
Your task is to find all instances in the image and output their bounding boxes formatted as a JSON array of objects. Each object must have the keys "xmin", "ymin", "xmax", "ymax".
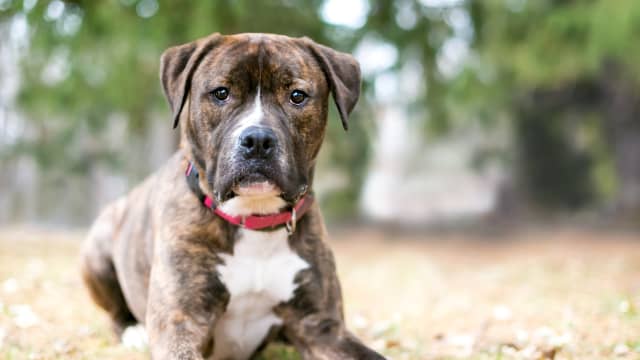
[
  {"xmin": 160, "ymin": 33, "xmax": 223, "ymax": 128},
  {"xmin": 301, "ymin": 38, "xmax": 361, "ymax": 131}
]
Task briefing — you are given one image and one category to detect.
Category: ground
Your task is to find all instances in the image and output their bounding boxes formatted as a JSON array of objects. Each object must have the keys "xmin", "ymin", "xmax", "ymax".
[{"xmin": 0, "ymin": 226, "xmax": 639, "ymax": 359}]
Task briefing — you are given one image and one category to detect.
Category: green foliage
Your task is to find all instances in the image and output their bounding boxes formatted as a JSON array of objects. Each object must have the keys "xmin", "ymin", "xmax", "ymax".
[
  {"xmin": 456, "ymin": 0, "xmax": 640, "ymax": 211},
  {"xmin": 4, "ymin": 0, "xmax": 640, "ymax": 215},
  {"xmin": 472, "ymin": 0, "xmax": 639, "ymax": 85}
]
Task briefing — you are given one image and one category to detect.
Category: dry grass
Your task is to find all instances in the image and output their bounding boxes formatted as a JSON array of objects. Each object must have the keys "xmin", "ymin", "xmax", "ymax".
[{"xmin": 1, "ymin": 226, "xmax": 639, "ymax": 359}]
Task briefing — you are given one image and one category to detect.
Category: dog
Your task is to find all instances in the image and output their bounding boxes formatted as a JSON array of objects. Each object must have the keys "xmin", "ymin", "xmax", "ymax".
[{"xmin": 81, "ymin": 33, "xmax": 385, "ymax": 360}]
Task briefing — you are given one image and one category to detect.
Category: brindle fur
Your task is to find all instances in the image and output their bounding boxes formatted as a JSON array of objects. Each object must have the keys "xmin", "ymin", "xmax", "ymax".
[{"xmin": 81, "ymin": 33, "xmax": 384, "ymax": 360}]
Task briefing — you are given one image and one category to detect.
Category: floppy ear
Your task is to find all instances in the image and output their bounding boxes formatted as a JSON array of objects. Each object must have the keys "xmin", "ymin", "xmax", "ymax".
[
  {"xmin": 302, "ymin": 38, "xmax": 361, "ymax": 131},
  {"xmin": 160, "ymin": 33, "xmax": 222, "ymax": 128}
]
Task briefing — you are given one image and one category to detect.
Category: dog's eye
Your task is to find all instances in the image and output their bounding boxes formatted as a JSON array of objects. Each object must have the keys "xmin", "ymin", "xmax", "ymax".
[
  {"xmin": 290, "ymin": 90, "xmax": 308, "ymax": 105},
  {"xmin": 211, "ymin": 87, "xmax": 229, "ymax": 101}
]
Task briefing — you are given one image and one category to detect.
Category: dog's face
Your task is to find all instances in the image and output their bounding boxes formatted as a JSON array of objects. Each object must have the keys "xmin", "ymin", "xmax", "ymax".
[{"xmin": 160, "ymin": 33, "xmax": 360, "ymax": 214}]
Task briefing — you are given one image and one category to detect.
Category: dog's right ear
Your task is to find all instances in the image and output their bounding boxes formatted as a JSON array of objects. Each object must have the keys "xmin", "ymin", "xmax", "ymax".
[
  {"xmin": 299, "ymin": 37, "xmax": 361, "ymax": 131},
  {"xmin": 160, "ymin": 33, "xmax": 222, "ymax": 128}
]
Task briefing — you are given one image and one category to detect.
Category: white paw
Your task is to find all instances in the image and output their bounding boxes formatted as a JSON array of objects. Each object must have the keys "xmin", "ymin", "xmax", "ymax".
[{"xmin": 121, "ymin": 324, "xmax": 148, "ymax": 351}]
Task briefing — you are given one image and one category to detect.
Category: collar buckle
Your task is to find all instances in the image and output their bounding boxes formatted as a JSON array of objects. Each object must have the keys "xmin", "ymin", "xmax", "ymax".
[{"xmin": 285, "ymin": 208, "xmax": 297, "ymax": 236}]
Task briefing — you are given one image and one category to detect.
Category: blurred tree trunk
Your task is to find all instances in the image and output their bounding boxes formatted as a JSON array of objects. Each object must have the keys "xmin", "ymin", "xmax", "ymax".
[
  {"xmin": 507, "ymin": 64, "xmax": 640, "ymax": 220},
  {"xmin": 509, "ymin": 81, "xmax": 600, "ymax": 212},
  {"xmin": 601, "ymin": 62, "xmax": 640, "ymax": 219}
]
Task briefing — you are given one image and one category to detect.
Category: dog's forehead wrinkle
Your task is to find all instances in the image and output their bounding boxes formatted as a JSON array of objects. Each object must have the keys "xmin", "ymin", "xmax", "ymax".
[
  {"xmin": 201, "ymin": 39, "xmax": 311, "ymax": 98},
  {"xmin": 258, "ymin": 40, "xmax": 266, "ymax": 86}
]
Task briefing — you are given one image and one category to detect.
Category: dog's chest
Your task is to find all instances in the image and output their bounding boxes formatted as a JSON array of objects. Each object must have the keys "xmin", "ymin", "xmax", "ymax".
[{"xmin": 211, "ymin": 228, "xmax": 308, "ymax": 360}]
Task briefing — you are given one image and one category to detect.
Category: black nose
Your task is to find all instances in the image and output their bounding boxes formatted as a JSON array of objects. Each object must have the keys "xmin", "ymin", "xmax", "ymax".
[{"xmin": 239, "ymin": 126, "xmax": 277, "ymax": 159}]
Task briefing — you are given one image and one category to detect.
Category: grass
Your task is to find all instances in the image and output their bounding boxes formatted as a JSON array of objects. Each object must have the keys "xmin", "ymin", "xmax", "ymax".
[{"xmin": 1, "ymin": 226, "xmax": 640, "ymax": 359}]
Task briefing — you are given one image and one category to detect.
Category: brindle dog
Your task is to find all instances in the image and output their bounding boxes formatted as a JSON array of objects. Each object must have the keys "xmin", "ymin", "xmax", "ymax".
[{"xmin": 81, "ymin": 33, "xmax": 385, "ymax": 360}]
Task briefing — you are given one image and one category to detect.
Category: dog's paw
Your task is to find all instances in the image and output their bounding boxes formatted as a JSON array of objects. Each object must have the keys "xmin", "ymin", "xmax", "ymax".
[{"xmin": 121, "ymin": 324, "xmax": 148, "ymax": 351}]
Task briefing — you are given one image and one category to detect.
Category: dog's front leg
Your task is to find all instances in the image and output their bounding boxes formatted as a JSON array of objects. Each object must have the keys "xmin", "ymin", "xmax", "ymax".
[
  {"xmin": 286, "ymin": 314, "xmax": 386, "ymax": 360},
  {"xmin": 299, "ymin": 333, "xmax": 386, "ymax": 360},
  {"xmin": 145, "ymin": 244, "xmax": 228, "ymax": 360},
  {"xmin": 145, "ymin": 305, "xmax": 211, "ymax": 360}
]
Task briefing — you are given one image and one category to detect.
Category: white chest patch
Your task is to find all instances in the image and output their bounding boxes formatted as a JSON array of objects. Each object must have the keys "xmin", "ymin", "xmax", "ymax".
[{"xmin": 211, "ymin": 228, "xmax": 308, "ymax": 360}]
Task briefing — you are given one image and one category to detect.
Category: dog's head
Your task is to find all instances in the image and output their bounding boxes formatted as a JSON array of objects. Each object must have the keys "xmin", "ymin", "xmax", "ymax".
[{"xmin": 160, "ymin": 33, "xmax": 361, "ymax": 216}]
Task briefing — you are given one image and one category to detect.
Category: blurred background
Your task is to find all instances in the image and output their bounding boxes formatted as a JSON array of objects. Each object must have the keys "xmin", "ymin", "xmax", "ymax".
[
  {"xmin": 1, "ymin": 1, "xmax": 640, "ymax": 359},
  {"xmin": 1, "ymin": 0, "xmax": 639, "ymax": 227}
]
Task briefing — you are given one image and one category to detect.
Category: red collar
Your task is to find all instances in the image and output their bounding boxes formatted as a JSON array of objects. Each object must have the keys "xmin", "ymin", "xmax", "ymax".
[{"xmin": 185, "ymin": 162, "xmax": 313, "ymax": 233}]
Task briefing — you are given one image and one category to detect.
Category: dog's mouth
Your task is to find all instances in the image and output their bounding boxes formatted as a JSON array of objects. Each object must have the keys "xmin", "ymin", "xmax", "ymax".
[
  {"xmin": 219, "ymin": 171, "xmax": 284, "ymax": 201},
  {"xmin": 216, "ymin": 159, "xmax": 306, "ymax": 204},
  {"xmin": 232, "ymin": 173, "xmax": 282, "ymax": 197}
]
